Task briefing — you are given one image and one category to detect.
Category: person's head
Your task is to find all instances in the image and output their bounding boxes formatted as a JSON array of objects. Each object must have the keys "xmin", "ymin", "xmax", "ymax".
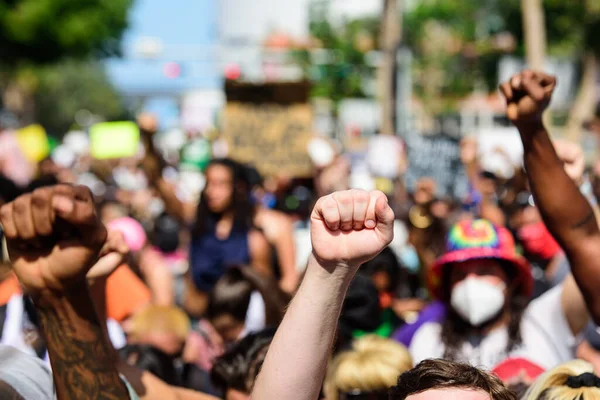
[
  {"xmin": 390, "ymin": 359, "xmax": 516, "ymax": 400},
  {"xmin": 324, "ymin": 335, "xmax": 413, "ymax": 400},
  {"xmin": 207, "ymin": 266, "xmax": 287, "ymax": 345},
  {"xmin": 203, "ymin": 158, "xmax": 250, "ymax": 214},
  {"xmin": 128, "ymin": 305, "xmax": 191, "ymax": 356},
  {"xmin": 427, "ymin": 220, "xmax": 532, "ymax": 360},
  {"xmin": 523, "ymin": 360, "xmax": 600, "ymax": 400},
  {"xmin": 119, "ymin": 344, "xmax": 179, "ymax": 386},
  {"xmin": 211, "ymin": 328, "xmax": 275, "ymax": 400},
  {"xmin": 195, "ymin": 158, "xmax": 254, "ymax": 236},
  {"xmin": 359, "ymin": 247, "xmax": 400, "ymax": 294},
  {"xmin": 492, "ymin": 358, "xmax": 545, "ymax": 399}
]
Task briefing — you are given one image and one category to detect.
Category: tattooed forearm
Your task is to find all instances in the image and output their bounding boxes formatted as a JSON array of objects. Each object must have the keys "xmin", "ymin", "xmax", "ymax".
[
  {"xmin": 36, "ymin": 286, "xmax": 129, "ymax": 400},
  {"xmin": 0, "ymin": 380, "xmax": 25, "ymax": 400}
]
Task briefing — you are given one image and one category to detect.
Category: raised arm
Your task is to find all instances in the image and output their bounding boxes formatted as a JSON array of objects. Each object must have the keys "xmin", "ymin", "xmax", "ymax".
[
  {"xmin": 0, "ymin": 185, "xmax": 130, "ymax": 400},
  {"xmin": 252, "ymin": 190, "xmax": 394, "ymax": 400},
  {"xmin": 501, "ymin": 70, "xmax": 600, "ymax": 325}
]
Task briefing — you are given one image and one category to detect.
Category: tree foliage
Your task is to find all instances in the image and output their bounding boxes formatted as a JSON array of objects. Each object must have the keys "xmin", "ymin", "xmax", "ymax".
[
  {"xmin": 32, "ymin": 60, "xmax": 128, "ymax": 136},
  {"xmin": 0, "ymin": 0, "xmax": 133, "ymax": 65}
]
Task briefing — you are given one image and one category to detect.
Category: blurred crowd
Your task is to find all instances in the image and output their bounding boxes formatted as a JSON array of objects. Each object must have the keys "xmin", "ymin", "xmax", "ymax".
[{"xmin": 1, "ymin": 71, "xmax": 600, "ymax": 400}]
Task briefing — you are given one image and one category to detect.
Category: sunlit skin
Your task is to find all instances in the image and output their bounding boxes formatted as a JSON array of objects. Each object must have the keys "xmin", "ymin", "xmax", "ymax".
[
  {"xmin": 226, "ymin": 389, "xmax": 250, "ymax": 400},
  {"xmin": 407, "ymin": 388, "xmax": 491, "ymax": 400},
  {"xmin": 204, "ymin": 164, "xmax": 235, "ymax": 214}
]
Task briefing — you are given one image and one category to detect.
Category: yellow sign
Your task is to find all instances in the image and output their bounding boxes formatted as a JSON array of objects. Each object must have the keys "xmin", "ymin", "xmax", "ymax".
[
  {"xmin": 222, "ymin": 104, "xmax": 313, "ymax": 177},
  {"xmin": 16, "ymin": 124, "xmax": 50, "ymax": 163},
  {"xmin": 90, "ymin": 121, "xmax": 140, "ymax": 160}
]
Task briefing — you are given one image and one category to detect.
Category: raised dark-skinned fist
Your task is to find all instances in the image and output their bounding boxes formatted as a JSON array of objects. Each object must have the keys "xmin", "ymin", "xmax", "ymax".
[
  {"xmin": 500, "ymin": 70, "xmax": 557, "ymax": 127},
  {"xmin": 0, "ymin": 185, "xmax": 107, "ymax": 298}
]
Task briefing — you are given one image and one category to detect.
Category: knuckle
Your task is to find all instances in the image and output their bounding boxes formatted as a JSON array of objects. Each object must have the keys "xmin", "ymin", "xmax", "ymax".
[{"xmin": 12, "ymin": 196, "xmax": 30, "ymax": 213}]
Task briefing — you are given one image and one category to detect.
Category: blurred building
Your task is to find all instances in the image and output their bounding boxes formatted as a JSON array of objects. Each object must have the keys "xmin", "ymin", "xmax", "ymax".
[{"xmin": 105, "ymin": 0, "xmax": 221, "ymax": 129}]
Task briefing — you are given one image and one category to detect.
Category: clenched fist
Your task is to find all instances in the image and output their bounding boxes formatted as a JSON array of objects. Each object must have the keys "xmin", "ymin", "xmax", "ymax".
[
  {"xmin": 0, "ymin": 185, "xmax": 107, "ymax": 297},
  {"xmin": 310, "ymin": 190, "xmax": 394, "ymax": 269},
  {"xmin": 500, "ymin": 70, "xmax": 557, "ymax": 126}
]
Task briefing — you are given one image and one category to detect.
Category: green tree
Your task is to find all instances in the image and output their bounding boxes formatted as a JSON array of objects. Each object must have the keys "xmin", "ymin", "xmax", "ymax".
[
  {"xmin": 33, "ymin": 60, "xmax": 127, "ymax": 136},
  {"xmin": 0, "ymin": 0, "xmax": 132, "ymax": 65}
]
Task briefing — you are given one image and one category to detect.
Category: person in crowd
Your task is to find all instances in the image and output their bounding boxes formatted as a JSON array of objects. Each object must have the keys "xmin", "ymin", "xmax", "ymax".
[
  {"xmin": 139, "ymin": 119, "xmax": 299, "ymax": 295},
  {"xmin": 406, "ymin": 71, "xmax": 600, "ymax": 369},
  {"xmin": 211, "ymin": 328, "xmax": 275, "ymax": 400},
  {"xmin": 390, "ymin": 359, "xmax": 516, "ymax": 400},
  {"xmin": 0, "ymin": 184, "xmax": 136, "ymax": 399},
  {"xmin": 206, "ymin": 266, "xmax": 288, "ymax": 346},
  {"xmin": 252, "ymin": 188, "xmax": 395, "ymax": 400},
  {"xmin": 324, "ymin": 335, "xmax": 412, "ymax": 400},
  {"xmin": 127, "ymin": 305, "xmax": 191, "ymax": 357},
  {"xmin": 492, "ymin": 357, "xmax": 546, "ymax": 399},
  {"xmin": 523, "ymin": 360, "xmax": 600, "ymax": 400},
  {"xmin": 0, "ymin": 184, "xmax": 219, "ymax": 399},
  {"xmin": 175, "ymin": 158, "xmax": 273, "ymax": 317}
]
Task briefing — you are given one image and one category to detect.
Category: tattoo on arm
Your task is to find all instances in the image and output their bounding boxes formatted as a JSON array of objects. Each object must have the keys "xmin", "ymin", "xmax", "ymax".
[
  {"xmin": 37, "ymin": 288, "xmax": 129, "ymax": 400},
  {"xmin": 571, "ymin": 211, "xmax": 596, "ymax": 230}
]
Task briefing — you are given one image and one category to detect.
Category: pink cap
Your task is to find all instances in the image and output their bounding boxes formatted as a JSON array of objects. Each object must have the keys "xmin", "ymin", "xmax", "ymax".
[{"xmin": 107, "ymin": 217, "xmax": 147, "ymax": 252}]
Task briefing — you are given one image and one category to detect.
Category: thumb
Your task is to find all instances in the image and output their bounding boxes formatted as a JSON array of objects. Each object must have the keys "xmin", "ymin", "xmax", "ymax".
[
  {"xmin": 374, "ymin": 194, "xmax": 395, "ymax": 237},
  {"xmin": 507, "ymin": 103, "xmax": 519, "ymax": 121}
]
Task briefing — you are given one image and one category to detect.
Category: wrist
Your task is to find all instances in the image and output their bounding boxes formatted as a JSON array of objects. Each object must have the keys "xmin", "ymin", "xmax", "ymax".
[{"xmin": 308, "ymin": 252, "xmax": 358, "ymax": 282}]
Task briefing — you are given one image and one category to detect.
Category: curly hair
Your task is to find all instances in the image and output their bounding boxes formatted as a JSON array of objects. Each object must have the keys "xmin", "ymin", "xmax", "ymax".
[
  {"xmin": 440, "ymin": 261, "xmax": 528, "ymax": 361},
  {"xmin": 390, "ymin": 359, "xmax": 516, "ymax": 400}
]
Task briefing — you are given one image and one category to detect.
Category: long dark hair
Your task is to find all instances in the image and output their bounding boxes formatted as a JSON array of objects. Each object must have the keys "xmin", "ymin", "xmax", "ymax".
[
  {"xmin": 206, "ymin": 266, "xmax": 289, "ymax": 327},
  {"xmin": 440, "ymin": 261, "xmax": 528, "ymax": 361},
  {"xmin": 193, "ymin": 158, "xmax": 255, "ymax": 237}
]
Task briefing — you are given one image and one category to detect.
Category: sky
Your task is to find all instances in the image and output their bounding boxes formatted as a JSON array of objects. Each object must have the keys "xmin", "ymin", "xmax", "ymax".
[{"xmin": 105, "ymin": 0, "xmax": 221, "ymax": 96}]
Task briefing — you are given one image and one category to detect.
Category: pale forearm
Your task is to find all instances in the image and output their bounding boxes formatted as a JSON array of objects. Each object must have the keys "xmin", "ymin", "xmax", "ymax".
[{"xmin": 252, "ymin": 255, "xmax": 353, "ymax": 400}]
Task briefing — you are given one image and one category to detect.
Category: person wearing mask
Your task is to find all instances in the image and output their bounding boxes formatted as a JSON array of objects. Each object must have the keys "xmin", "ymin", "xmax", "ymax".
[
  {"xmin": 140, "ymin": 118, "xmax": 299, "ymax": 295},
  {"xmin": 408, "ymin": 71, "xmax": 600, "ymax": 369},
  {"xmin": 0, "ymin": 184, "xmax": 218, "ymax": 400}
]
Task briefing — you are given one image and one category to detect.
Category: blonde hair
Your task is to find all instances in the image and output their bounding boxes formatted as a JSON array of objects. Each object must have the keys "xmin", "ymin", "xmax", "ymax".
[
  {"xmin": 524, "ymin": 360, "xmax": 600, "ymax": 400},
  {"xmin": 129, "ymin": 305, "xmax": 191, "ymax": 341},
  {"xmin": 324, "ymin": 335, "xmax": 413, "ymax": 400}
]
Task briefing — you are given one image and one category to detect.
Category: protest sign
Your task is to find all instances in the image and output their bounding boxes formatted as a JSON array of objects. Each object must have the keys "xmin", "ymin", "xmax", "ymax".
[
  {"xmin": 16, "ymin": 124, "xmax": 50, "ymax": 163},
  {"xmin": 222, "ymin": 103, "xmax": 313, "ymax": 177},
  {"xmin": 405, "ymin": 133, "xmax": 468, "ymax": 199},
  {"xmin": 90, "ymin": 121, "xmax": 140, "ymax": 160}
]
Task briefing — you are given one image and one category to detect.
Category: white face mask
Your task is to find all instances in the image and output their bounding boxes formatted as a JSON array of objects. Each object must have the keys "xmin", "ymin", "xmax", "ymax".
[{"xmin": 450, "ymin": 277, "xmax": 506, "ymax": 327}]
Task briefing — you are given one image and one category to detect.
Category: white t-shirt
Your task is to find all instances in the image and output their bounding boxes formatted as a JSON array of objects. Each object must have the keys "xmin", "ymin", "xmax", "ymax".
[{"xmin": 410, "ymin": 285, "xmax": 578, "ymax": 370}]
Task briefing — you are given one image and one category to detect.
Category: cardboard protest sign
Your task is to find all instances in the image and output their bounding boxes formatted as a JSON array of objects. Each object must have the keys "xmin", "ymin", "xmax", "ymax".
[
  {"xmin": 90, "ymin": 121, "xmax": 140, "ymax": 160},
  {"xmin": 16, "ymin": 124, "xmax": 50, "ymax": 162},
  {"xmin": 404, "ymin": 133, "xmax": 468, "ymax": 199},
  {"xmin": 222, "ymin": 103, "xmax": 313, "ymax": 177}
]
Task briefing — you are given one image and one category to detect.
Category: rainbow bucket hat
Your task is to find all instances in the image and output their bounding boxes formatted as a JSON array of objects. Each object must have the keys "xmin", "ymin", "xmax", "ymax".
[{"xmin": 428, "ymin": 219, "xmax": 533, "ymax": 300}]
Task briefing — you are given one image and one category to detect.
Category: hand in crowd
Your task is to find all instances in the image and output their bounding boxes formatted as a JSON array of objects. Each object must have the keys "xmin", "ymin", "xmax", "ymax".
[
  {"xmin": 310, "ymin": 189, "xmax": 394, "ymax": 270},
  {"xmin": 553, "ymin": 139, "xmax": 585, "ymax": 186},
  {"xmin": 500, "ymin": 69, "xmax": 556, "ymax": 127},
  {"xmin": 0, "ymin": 184, "xmax": 107, "ymax": 297},
  {"xmin": 87, "ymin": 228, "xmax": 129, "ymax": 281}
]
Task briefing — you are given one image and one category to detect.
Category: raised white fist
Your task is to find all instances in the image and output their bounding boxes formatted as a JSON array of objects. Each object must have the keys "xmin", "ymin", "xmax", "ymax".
[{"xmin": 310, "ymin": 190, "xmax": 394, "ymax": 269}]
